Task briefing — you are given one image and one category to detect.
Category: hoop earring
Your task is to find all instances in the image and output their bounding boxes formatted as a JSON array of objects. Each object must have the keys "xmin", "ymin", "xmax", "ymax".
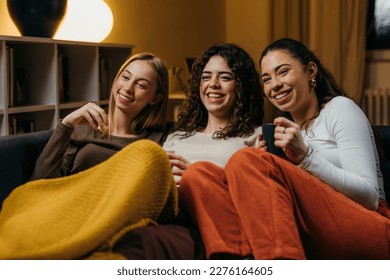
[{"xmin": 309, "ymin": 79, "xmax": 317, "ymax": 88}]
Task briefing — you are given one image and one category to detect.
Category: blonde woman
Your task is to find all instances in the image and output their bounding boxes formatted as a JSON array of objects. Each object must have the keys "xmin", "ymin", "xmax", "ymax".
[{"xmin": 0, "ymin": 53, "xmax": 177, "ymax": 259}]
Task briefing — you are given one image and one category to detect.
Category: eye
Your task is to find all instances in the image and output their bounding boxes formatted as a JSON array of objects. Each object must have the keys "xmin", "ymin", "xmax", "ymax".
[
  {"xmin": 201, "ymin": 74, "xmax": 211, "ymax": 81},
  {"xmin": 262, "ymin": 77, "xmax": 271, "ymax": 84},
  {"xmin": 137, "ymin": 82, "xmax": 147, "ymax": 89},
  {"xmin": 278, "ymin": 68, "xmax": 289, "ymax": 76},
  {"xmin": 221, "ymin": 75, "xmax": 233, "ymax": 81},
  {"xmin": 121, "ymin": 74, "xmax": 130, "ymax": 80}
]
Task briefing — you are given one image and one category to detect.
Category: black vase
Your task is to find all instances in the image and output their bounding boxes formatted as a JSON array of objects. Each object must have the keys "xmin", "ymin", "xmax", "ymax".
[{"xmin": 7, "ymin": 0, "xmax": 68, "ymax": 38}]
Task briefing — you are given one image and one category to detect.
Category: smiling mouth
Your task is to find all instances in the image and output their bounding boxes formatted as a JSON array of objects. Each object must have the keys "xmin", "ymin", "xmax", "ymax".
[
  {"xmin": 119, "ymin": 93, "xmax": 134, "ymax": 102},
  {"xmin": 207, "ymin": 93, "xmax": 225, "ymax": 99},
  {"xmin": 274, "ymin": 91, "xmax": 290, "ymax": 100}
]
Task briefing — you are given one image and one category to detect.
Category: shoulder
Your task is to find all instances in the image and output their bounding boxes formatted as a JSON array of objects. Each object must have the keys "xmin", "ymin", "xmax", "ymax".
[
  {"xmin": 320, "ymin": 96, "xmax": 372, "ymax": 137},
  {"xmin": 322, "ymin": 96, "xmax": 367, "ymax": 123},
  {"xmin": 164, "ymin": 131, "xmax": 189, "ymax": 143},
  {"xmin": 324, "ymin": 96, "xmax": 357, "ymax": 111},
  {"xmin": 144, "ymin": 131, "xmax": 165, "ymax": 144},
  {"xmin": 323, "ymin": 96, "xmax": 366, "ymax": 118}
]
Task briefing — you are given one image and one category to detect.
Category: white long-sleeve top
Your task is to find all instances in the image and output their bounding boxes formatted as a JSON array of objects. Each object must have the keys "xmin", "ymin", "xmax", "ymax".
[{"xmin": 299, "ymin": 96, "xmax": 384, "ymax": 210}]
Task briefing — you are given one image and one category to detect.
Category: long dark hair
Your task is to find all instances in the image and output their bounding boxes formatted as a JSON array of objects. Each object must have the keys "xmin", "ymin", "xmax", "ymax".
[
  {"xmin": 173, "ymin": 43, "xmax": 264, "ymax": 139},
  {"xmin": 259, "ymin": 38, "xmax": 348, "ymax": 129}
]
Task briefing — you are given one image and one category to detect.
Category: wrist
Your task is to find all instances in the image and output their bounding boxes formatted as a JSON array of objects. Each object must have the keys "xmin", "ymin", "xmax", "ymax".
[
  {"xmin": 61, "ymin": 117, "xmax": 74, "ymax": 128},
  {"xmin": 295, "ymin": 146, "xmax": 313, "ymax": 166}
]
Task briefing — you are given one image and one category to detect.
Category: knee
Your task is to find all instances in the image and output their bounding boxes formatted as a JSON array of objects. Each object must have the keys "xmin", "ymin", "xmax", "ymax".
[
  {"xmin": 181, "ymin": 161, "xmax": 220, "ymax": 184},
  {"xmin": 226, "ymin": 147, "xmax": 272, "ymax": 170},
  {"xmin": 180, "ymin": 161, "xmax": 219, "ymax": 190},
  {"xmin": 125, "ymin": 139, "xmax": 172, "ymax": 179},
  {"xmin": 133, "ymin": 139, "xmax": 169, "ymax": 166},
  {"xmin": 179, "ymin": 161, "xmax": 224, "ymax": 200}
]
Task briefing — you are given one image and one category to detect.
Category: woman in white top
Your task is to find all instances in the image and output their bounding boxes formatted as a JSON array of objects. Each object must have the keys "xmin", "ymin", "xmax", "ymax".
[
  {"xmin": 163, "ymin": 43, "xmax": 263, "ymax": 185},
  {"xmin": 180, "ymin": 38, "xmax": 390, "ymax": 259}
]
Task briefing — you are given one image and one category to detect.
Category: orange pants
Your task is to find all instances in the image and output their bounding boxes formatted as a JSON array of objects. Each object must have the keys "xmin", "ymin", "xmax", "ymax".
[{"xmin": 179, "ymin": 148, "xmax": 390, "ymax": 259}]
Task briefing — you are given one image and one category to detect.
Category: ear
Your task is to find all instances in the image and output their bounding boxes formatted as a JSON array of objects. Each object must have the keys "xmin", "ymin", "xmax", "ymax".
[
  {"xmin": 149, "ymin": 93, "xmax": 163, "ymax": 106},
  {"xmin": 308, "ymin": 62, "xmax": 318, "ymax": 79}
]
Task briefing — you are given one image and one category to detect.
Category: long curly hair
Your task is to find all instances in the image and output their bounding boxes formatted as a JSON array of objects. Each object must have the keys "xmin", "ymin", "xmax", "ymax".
[
  {"xmin": 172, "ymin": 43, "xmax": 264, "ymax": 139},
  {"xmin": 259, "ymin": 38, "xmax": 348, "ymax": 130}
]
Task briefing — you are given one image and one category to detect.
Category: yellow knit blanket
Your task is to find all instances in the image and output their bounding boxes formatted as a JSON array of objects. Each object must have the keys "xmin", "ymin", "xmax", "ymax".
[{"xmin": 0, "ymin": 139, "xmax": 178, "ymax": 259}]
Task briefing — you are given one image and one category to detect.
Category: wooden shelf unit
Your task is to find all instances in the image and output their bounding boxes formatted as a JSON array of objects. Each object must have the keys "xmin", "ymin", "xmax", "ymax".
[{"xmin": 0, "ymin": 35, "xmax": 133, "ymax": 136}]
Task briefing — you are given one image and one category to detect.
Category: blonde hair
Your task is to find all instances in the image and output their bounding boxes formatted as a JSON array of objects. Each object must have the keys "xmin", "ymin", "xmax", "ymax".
[{"xmin": 107, "ymin": 53, "xmax": 169, "ymax": 134}]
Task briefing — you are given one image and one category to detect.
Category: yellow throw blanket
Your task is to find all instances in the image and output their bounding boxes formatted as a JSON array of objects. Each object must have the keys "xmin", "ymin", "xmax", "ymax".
[{"xmin": 0, "ymin": 139, "xmax": 178, "ymax": 259}]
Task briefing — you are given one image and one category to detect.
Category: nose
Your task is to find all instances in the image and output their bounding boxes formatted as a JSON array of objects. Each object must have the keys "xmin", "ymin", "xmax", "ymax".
[
  {"xmin": 209, "ymin": 76, "xmax": 220, "ymax": 89},
  {"xmin": 270, "ymin": 77, "xmax": 283, "ymax": 92},
  {"xmin": 122, "ymin": 81, "xmax": 134, "ymax": 93}
]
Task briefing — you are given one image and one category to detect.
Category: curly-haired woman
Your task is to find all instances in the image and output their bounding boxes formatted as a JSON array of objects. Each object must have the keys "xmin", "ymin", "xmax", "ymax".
[{"xmin": 163, "ymin": 43, "xmax": 264, "ymax": 186}]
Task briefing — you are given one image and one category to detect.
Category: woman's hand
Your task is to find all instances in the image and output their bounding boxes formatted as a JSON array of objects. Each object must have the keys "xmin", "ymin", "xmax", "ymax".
[
  {"xmin": 166, "ymin": 152, "xmax": 191, "ymax": 185},
  {"xmin": 255, "ymin": 134, "xmax": 268, "ymax": 150},
  {"xmin": 273, "ymin": 117, "xmax": 309, "ymax": 164},
  {"xmin": 62, "ymin": 102, "xmax": 108, "ymax": 131}
]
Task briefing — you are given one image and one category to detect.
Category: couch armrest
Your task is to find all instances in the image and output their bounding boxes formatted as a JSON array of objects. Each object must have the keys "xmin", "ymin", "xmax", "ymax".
[{"xmin": 0, "ymin": 130, "xmax": 52, "ymax": 206}]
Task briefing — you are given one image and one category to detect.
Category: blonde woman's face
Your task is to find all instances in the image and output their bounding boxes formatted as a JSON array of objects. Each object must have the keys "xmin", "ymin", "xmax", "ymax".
[
  {"xmin": 112, "ymin": 59, "xmax": 161, "ymax": 116},
  {"xmin": 199, "ymin": 55, "xmax": 237, "ymax": 120}
]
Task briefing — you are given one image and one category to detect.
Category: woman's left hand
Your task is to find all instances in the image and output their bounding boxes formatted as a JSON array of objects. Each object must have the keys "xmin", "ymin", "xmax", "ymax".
[
  {"xmin": 273, "ymin": 117, "xmax": 309, "ymax": 164},
  {"xmin": 255, "ymin": 134, "xmax": 268, "ymax": 150},
  {"xmin": 166, "ymin": 152, "xmax": 191, "ymax": 186}
]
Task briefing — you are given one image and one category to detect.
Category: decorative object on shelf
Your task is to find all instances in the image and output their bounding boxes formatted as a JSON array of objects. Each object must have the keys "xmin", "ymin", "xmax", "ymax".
[
  {"xmin": 14, "ymin": 68, "xmax": 28, "ymax": 106},
  {"xmin": 168, "ymin": 66, "xmax": 184, "ymax": 93},
  {"xmin": 7, "ymin": 0, "xmax": 68, "ymax": 38},
  {"xmin": 99, "ymin": 56, "xmax": 111, "ymax": 100},
  {"xmin": 58, "ymin": 48, "xmax": 70, "ymax": 103}
]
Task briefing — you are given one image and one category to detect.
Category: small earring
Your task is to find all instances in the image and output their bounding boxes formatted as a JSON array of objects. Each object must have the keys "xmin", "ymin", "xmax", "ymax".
[{"xmin": 309, "ymin": 79, "xmax": 317, "ymax": 88}]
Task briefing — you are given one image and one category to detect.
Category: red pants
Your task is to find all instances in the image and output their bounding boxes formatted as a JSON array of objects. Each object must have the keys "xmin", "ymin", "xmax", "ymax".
[{"xmin": 179, "ymin": 148, "xmax": 390, "ymax": 259}]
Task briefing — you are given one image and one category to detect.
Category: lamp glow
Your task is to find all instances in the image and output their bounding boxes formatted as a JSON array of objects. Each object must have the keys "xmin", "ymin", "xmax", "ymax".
[{"xmin": 54, "ymin": 0, "xmax": 113, "ymax": 43}]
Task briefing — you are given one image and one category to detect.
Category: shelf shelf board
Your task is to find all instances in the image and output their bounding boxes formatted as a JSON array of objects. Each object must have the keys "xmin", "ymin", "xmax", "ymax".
[
  {"xmin": 99, "ymin": 99, "xmax": 109, "ymax": 106},
  {"xmin": 59, "ymin": 101, "xmax": 89, "ymax": 110},
  {"xmin": 169, "ymin": 91, "xmax": 186, "ymax": 100},
  {"xmin": 1, "ymin": 35, "xmax": 135, "ymax": 49},
  {"xmin": 8, "ymin": 104, "xmax": 55, "ymax": 114}
]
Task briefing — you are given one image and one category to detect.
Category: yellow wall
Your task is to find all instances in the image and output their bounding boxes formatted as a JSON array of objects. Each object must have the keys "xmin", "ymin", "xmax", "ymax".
[
  {"xmin": 225, "ymin": 0, "xmax": 270, "ymax": 66},
  {"xmin": 104, "ymin": 0, "xmax": 226, "ymax": 68},
  {"xmin": 0, "ymin": 0, "xmax": 20, "ymax": 35},
  {"xmin": 0, "ymin": 0, "xmax": 273, "ymax": 119},
  {"xmin": 0, "ymin": 0, "xmax": 271, "ymax": 68}
]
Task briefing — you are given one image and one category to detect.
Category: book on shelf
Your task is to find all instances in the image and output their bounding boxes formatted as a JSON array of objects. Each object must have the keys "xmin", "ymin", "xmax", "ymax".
[
  {"xmin": 7, "ymin": 45, "xmax": 29, "ymax": 107},
  {"xmin": 9, "ymin": 116, "xmax": 35, "ymax": 134},
  {"xmin": 14, "ymin": 68, "xmax": 28, "ymax": 106},
  {"xmin": 7, "ymin": 45, "xmax": 14, "ymax": 107},
  {"xmin": 99, "ymin": 56, "xmax": 110, "ymax": 100},
  {"xmin": 58, "ymin": 48, "xmax": 70, "ymax": 103}
]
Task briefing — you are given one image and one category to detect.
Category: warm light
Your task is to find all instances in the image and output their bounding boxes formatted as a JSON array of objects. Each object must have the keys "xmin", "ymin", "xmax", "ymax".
[{"xmin": 54, "ymin": 0, "xmax": 113, "ymax": 42}]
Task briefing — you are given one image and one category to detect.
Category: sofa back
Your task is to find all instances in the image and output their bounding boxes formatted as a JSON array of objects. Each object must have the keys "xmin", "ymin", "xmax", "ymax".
[
  {"xmin": 374, "ymin": 126, "xmax": 390, "ymax": 202},
  {"xmin": 0, "ymin": 130, "xmax": 52, "ymax": 205}
]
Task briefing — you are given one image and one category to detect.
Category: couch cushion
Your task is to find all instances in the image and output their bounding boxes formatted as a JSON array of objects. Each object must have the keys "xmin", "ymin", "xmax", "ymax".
[{"xmin": 0, "ymin": 130, "xmax": 52, "ymax": 206}]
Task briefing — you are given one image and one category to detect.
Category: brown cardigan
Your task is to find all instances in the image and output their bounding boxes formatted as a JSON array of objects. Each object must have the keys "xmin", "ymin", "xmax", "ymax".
[{"xmin": 31, "ymin": 121, "xmax": 164, "ymax": 180}]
